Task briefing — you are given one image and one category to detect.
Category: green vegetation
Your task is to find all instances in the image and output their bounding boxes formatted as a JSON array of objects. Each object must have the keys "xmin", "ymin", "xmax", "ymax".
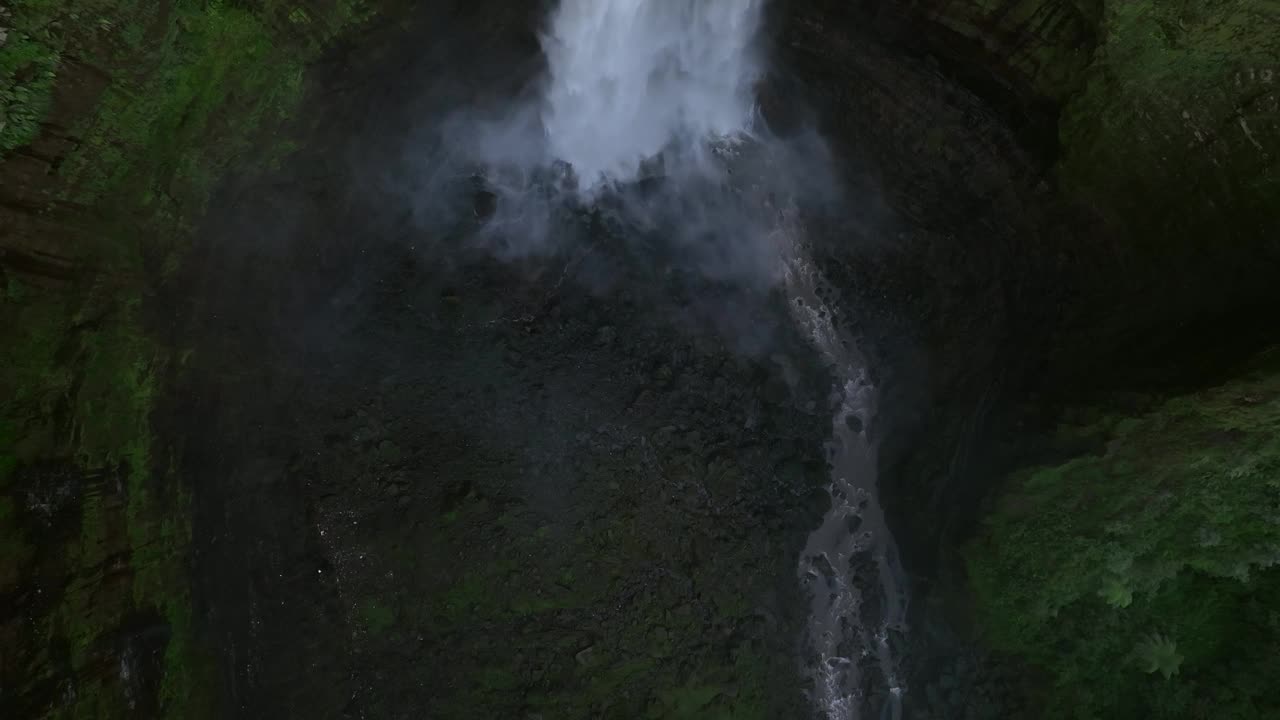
[
  {"xmin": 966, "ymin": 348, "xmax": 1280, "ymax": 718},
  {"xmin": 927, "ymin": 0, "xmax": 1279, "ymax": 249},
  {"xmin": 2, "ymin": 1, "xmax": 379, "ymax": 716},
  {"xmin": 1056, "ymin": 0, "xmax": 1280, "ymax": 249},
  {"xmin": 0, "ymin": 271, "xmax": 210, "ymax": 717},
  {"xmin": 0, "ymin": 20, "xmax": 61, "ymax": 153},
  {"xmin": 55, "ymin": 1, "xmax": 368, "ymax": 215},
  {"xmin": 949, "ymin": 4, "xmax": 1280, "ymax": 711},
  {"xmin": 2, "ymin": 0, "xmax": 372, "ymax": 236}
]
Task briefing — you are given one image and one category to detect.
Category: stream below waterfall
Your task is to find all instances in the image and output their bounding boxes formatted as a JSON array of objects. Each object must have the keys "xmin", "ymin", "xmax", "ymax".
[{"xmin": 782, "ymin": 222, "xmax": 910, "ymax": 720}]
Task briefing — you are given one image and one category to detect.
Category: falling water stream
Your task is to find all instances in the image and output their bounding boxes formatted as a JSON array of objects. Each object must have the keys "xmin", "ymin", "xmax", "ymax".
[
  {"xmin": 541, "ymin": 0, "xmax": 765, "ymax": 189},
  {"xmin": 535, "ymin": 1, "xmax": 911, "ymax": 717}
]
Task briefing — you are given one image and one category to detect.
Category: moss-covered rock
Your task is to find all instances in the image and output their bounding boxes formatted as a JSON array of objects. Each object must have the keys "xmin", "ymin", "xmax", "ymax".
[
  {"xmin": 1056, "ymin": 0, "xmax": 1280, "ymax": 255},
  {"xmin": 966, "ymin": 348, "xmax": 1280, "ymax": 718},
  {"xmin": 912, "ymin": 0, "xmax": 1279, "ymax": 251},
  {"xmin": 1, "ymin": 2, "xmax": 384, "ymax": 717},
  {"xmin": 0, "ymin": 275, "xmax": 203, "ymax": 718},
  {"xmin": 0, "ymin": 21, "xmax": 61, "ymax": 154}
]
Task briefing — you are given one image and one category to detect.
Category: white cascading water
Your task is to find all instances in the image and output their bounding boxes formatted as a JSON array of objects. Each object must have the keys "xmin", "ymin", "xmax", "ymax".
[
  {"xmin": 540, "ymin": 0, "xmax": 765, "ymax": 188},
  {"xmin": 536, "ymin": 2, "xmax": 908, "ymax": 718}
]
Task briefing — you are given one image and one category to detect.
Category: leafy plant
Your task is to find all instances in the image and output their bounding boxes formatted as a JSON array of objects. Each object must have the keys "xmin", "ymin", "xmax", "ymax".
[
  {"xmin": 966, "ymin": 348, "xmax": 1280, "ymax": 717},
  {"xmin": 1134, "ymin": 633, "xmax": 1183, "ymax": 680}
]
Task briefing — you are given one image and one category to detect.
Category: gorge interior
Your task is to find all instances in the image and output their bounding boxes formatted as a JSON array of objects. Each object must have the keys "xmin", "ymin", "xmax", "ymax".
[{"xmin": 488, "ymin": 0, "xmax": 913, "ymax": 717}]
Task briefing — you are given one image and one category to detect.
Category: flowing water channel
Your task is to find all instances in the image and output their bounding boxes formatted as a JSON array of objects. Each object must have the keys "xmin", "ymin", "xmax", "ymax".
[{"xmin": 780, "ymin": 219, "xmax": 910, "ymax": 720}]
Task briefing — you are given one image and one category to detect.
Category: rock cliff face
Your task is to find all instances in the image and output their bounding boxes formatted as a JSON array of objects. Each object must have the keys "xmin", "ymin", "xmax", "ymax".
[
  {"xmin": 766, "ymin": 1, "xmax": 1279, "ymax": 716},
  {"xmin": 2, "ymin": 0, "xmax": 1278, "ymax": 718},
  {"xmin": 773, "ymin": 0, "xmax": 1280, "ymax": 556},
  {"xmin": 789, "ymin": 0, "xmax": 1279, "ymax": 259},
  {"xmin": 2, "ymin": 2, "xmax": 416, "ymax": 716}
]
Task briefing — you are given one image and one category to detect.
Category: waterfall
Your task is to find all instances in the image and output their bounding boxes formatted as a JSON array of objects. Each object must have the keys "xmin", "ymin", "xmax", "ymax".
[
  {"xmin": 540, "ymin": 0, "xmax": 765, "ymax": 188},
  {"xmin": 533, "ymin": 2, "xmax": 910, "ymax": 717}
]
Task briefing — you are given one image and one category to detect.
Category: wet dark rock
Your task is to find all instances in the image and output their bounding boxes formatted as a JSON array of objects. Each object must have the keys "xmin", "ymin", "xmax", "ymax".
[{"xmin": 376, "ymin": 440, "xmax": 402, "ymax": 464}]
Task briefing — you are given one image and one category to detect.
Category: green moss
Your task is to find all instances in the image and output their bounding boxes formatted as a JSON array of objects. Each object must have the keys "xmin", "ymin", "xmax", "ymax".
[
  {"xmin": 2, "ymin": 2, "xmax": 380, "ymax": 717},
  {"xmin": 929, "ymin": 0, "xmax": 1278, "ymax": 249},
  {"xmin": 1056, "ymin": 0, "xmax": 1280, "ymax": 248},
  {"xmin": 56, "ymin": 2, "xmax": 307, "ymax": 221},
  {"xmin": 2, "ymin": 284, "xmax": 208, "ymax": 718},
  {"xmin": 5, "ymin": 0, "xmax": 371, "ymax": 228},
  {"xmin": 967, "ymin": 348, "xmax": 1280, "ymax": 718},
  {"xmin": 0, "ymin": 25, "xmax": 61, "ymax": 153}
]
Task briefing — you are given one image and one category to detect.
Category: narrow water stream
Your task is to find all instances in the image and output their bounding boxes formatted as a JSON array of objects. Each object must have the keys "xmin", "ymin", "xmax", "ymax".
[{"xmin": 780, "ymin": 219, "xmax": 910, "ymax": 720}]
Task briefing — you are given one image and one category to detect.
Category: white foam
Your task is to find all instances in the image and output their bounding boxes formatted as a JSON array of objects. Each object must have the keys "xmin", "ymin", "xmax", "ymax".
[{"xmin": 540, "ymin": 0, "xmax": 765, "ymax": 189}]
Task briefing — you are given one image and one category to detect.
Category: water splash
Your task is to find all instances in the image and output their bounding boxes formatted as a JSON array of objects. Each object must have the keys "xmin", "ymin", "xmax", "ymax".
[{"xmin": 540, "ymin": 0, "xmax": 765, "ymax": 188}]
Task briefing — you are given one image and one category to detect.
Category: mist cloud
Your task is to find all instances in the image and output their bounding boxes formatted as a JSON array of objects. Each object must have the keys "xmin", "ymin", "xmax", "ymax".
[{"xmin": 387, "ymin": 0, "xmax": 843, "ymax": 346}]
